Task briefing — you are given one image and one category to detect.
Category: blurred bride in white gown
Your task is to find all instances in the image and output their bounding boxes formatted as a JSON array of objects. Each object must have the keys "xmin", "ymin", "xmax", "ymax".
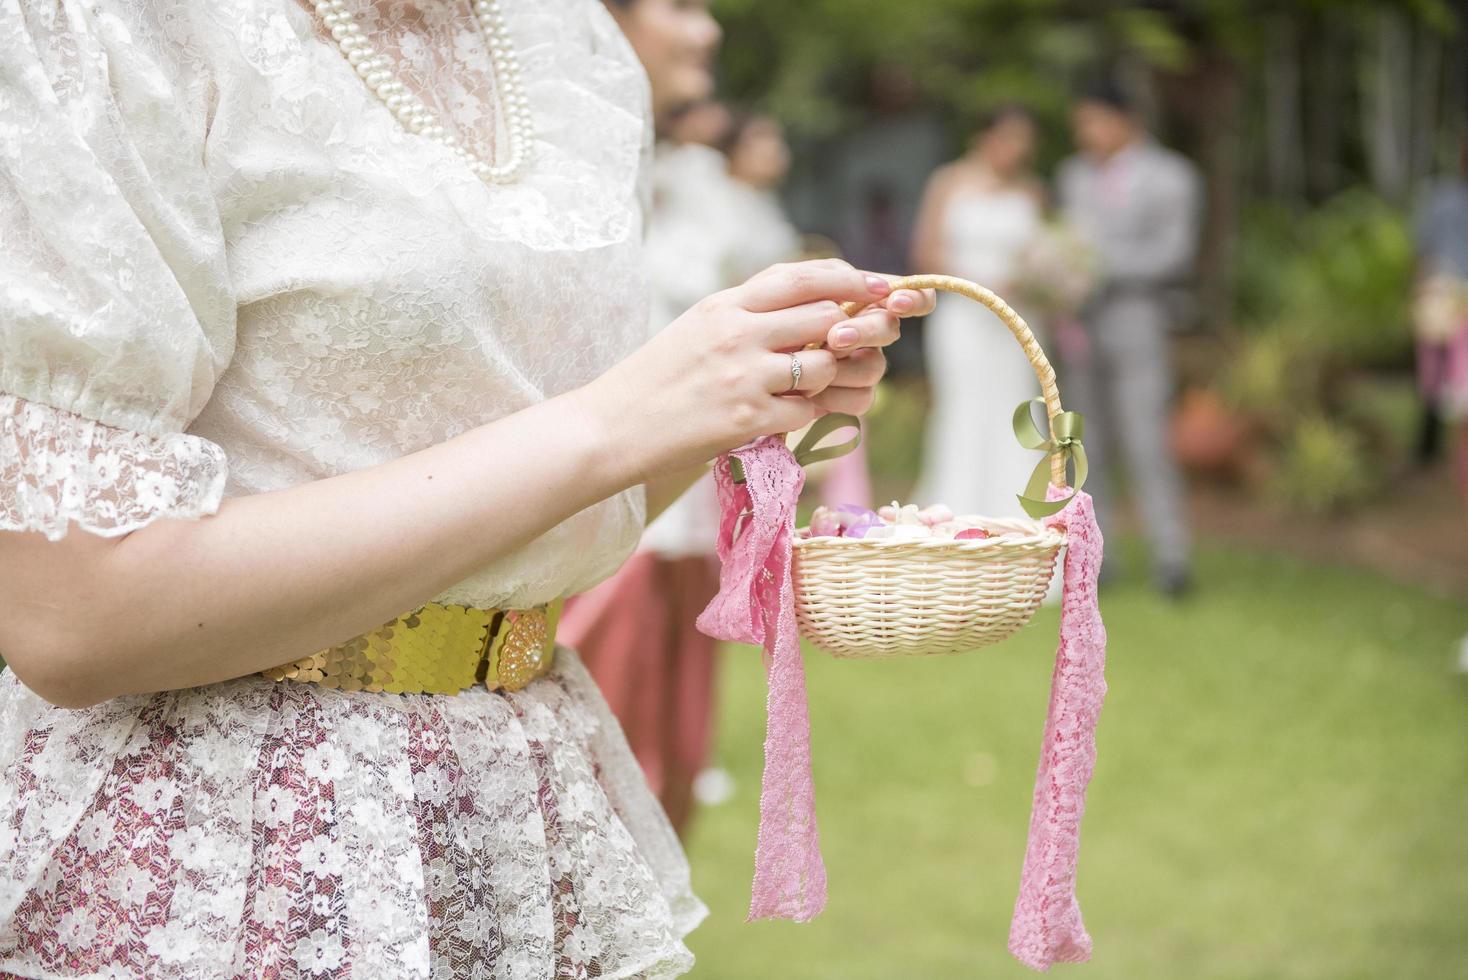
[{"xmin": 910, "ymin": 105, "xmax": 1045, "ymax": 518}]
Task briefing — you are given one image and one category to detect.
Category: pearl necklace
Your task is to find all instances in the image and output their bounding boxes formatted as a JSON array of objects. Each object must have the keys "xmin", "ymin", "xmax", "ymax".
[{"xmin": 313, "ymin": 0, "xmax": 534, "ymax": 184}]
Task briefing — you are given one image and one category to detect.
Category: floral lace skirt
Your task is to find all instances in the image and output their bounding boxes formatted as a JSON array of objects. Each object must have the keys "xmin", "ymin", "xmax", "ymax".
[{"xmin": 0, "ymin": 651, "xmax": 705, "ymax": 979}]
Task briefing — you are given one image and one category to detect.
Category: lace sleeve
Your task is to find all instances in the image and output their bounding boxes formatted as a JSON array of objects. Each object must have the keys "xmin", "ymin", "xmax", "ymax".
[
  {"xmin": 1, "ymin": 395, "xmax": 227, "ymax": 542},
  {"xmin": 1, "ymin": 2, "xmax": 235, "ymax": 540}
]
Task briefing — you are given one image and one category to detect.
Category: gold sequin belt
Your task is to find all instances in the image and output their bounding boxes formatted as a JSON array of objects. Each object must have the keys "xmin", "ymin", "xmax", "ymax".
[{"xmin": 261, "ymin": 600, "xmax": 563, "ymax": 695}]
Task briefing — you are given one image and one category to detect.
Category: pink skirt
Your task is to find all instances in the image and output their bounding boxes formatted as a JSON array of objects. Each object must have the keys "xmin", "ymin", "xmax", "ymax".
[{"xmin": 0, "ymin": 653, "xmax": 704, "ymax": 979}]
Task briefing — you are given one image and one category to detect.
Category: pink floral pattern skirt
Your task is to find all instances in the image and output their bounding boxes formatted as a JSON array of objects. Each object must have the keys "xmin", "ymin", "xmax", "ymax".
[{"xmin": 0, "ymin": 651, "xmax": 704, "ymax": 979}]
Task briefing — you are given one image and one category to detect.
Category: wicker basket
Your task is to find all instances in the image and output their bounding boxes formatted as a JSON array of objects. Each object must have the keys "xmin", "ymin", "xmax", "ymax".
[{"xmin": 792, "ymin": 274, "xmax": 1070, "ymax": 659}]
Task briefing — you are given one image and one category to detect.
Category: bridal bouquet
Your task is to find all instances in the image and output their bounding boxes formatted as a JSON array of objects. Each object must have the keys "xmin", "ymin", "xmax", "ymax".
[{"xmin": 1012, "ymin": 221, "xmax": 1099, "ymax": 318}]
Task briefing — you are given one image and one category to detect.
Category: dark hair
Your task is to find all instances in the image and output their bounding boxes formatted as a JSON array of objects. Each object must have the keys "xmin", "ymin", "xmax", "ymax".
[
  {"xmin": 603, "ymin": 0, "xmax": 632, "ymax": 7},
  {"xmin": 1077, "ymin": 78, "xmax": 1136, "ymax": 114},
  {"xmin": 975, "ymin": 103, "xmax": 1037, "ymax": 135}
]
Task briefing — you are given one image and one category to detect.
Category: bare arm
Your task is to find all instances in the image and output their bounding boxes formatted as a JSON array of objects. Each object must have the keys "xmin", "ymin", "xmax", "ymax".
[
  {"xmin": 0, "ymin": 394, "xmax": 626, "ymax": 707},
  {"xmin": 909, "ymin": 165, "xmax": 956, "ymax": 274},
  {"xmin": 0, "ymin": 261, "xmax": 934, "ymax": 708}
]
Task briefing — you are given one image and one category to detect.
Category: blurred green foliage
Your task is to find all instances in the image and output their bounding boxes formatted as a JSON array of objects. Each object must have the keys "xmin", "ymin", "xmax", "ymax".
[
  {"xmin": 1221, "ymin": 327, "xmax": 1305, "ymax": 424},
  {"xmin": 1235, "ymin": 189, "xmax": 1415, "ymax": 366},
  {"xmin": 1270, "ymin": 413, "xmax": 1376, "ymax": 514},
  {"xmin": 712, "ymin": 0, "xmax": 1459, "ymax": 142},
  {"xmin": 1223, "ymin": 189, "xmax": 1415, "ymax": 511}
]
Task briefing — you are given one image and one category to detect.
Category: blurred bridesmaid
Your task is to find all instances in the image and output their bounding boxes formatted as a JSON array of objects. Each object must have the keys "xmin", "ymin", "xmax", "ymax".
[{"xmin": 717, "ymin": 111, "xmax": 802, "ymax": 283}]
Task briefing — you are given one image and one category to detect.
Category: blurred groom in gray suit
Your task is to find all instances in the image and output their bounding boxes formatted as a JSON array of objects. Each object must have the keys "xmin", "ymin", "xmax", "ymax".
[{"xmin": 1058, "ymin": 80, "xmax": 1200, "ymax": 597}]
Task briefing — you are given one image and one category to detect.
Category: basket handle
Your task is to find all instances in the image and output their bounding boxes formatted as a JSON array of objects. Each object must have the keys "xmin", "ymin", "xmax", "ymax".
[{"xmin": 842, "ymin": 274, "xmax": 1068, "ymax": 489}]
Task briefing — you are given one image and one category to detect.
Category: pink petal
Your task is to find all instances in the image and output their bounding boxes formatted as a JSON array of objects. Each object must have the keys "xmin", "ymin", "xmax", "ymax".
[
  {"xmin": 918, "ymin": 504, "xmax": 955, "ymax": 526},
  {"xmin": 809, "ymin": 506, "xmax": 842, "ymax": 537}
]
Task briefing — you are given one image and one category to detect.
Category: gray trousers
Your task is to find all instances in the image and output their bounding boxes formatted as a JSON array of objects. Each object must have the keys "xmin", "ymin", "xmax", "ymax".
[{"xmin": 1062, "ymin": 291, "xmax": 1191, "ymax": 574}]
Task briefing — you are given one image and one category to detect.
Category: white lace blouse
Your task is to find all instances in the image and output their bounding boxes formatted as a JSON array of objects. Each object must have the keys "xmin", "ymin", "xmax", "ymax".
[{"xmin": 1, "ymin": 0, "xmax": 652, "ymax": 609}]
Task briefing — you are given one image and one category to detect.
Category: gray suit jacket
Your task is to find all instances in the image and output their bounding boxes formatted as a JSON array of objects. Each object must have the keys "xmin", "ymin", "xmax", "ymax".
[{"xmin": 1058, "ymin": 139, "xmax": 1201, "ymax": 329}]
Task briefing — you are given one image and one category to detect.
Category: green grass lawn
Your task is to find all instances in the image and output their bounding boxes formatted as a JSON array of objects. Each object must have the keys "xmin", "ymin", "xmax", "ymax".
[{"xmin": 682, "ymin": 543, "xmax": 1468, "ymax": 979}]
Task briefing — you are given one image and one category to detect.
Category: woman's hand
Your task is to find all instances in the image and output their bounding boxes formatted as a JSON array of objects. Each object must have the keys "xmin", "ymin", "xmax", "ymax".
[{"xmin": 578, "ymin": 259, "xmax": 934, "ymax": 483}]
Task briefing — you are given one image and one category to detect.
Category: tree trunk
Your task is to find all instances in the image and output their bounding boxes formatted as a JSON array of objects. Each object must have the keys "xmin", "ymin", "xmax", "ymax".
[
  {"xmin": 1194, "ymin": 52, "xmax": 1242, "ymax": 328},
  {"xmin": 1265, "ymin": 12, "xmax": 1304, "ymax": 202},
  {"xmin": 1362, "ymin": 6, "xmax": 1413, "ymax": 203},
  {"xmin": 1438, "ymin": 30, "xmax": 1467, "ymax": 174},
  {"xmin": 1412, "ymin": 20, "xmax": 1443, "ymax": 192},
  {"xmin": 1305, "ymin": 11, "xmax": 1343, "ymax": 199}
]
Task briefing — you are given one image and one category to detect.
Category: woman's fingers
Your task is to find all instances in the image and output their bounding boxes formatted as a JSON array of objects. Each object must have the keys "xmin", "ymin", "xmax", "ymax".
[
  {"xmin": 768, "ymin": 393, "xmax": 821, "ymax": 434},
  {"xmin": 809, "ymin": 348, "xmax": 887, "ymax": 415},
  {"xmin": 885, "ymin": 287, "xmax": 938, "ymax": 317},
  {"xmin": 766, "ymin": 348, "xmax": 837, "ymax": 394},
  {"xmin": 759, "ymin": 300, "xmax": 851, "ymax": 351},
  {"xmin": 826, "ymin": 308, "xmax": 900, "ymax": 352},
  {"xmin": 810, "ymin": 384, "xmax": 877, "ymax": 417},
  {"xmin": 828, "ymin": 346, "xmax": 886, "ymax": 389},
  {"xmin": 848, "ymin": 286, "xmax": 939, "ymax": 319},
  {"xmin": 757, "ymin": 297, "xmax": 904, "ymax": 353},
  {"xmin": 738, "ymin": 259, "xmax": 891, "ymax": 313}
]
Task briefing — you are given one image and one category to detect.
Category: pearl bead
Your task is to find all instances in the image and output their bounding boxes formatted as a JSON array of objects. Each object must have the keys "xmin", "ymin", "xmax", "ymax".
[{"xmin": 316, "ymin": 0, "xmax": 532, "ymax": 185}]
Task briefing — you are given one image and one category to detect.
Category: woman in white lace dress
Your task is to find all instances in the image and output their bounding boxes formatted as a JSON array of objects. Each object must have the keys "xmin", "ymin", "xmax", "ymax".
[
  {"xmin": 910, "ymin": 105, "xmax": 1045, "ymax": 517},
  {"xmin": 0, "ymin": 1, "xmax": 933, "ymax": 977}
]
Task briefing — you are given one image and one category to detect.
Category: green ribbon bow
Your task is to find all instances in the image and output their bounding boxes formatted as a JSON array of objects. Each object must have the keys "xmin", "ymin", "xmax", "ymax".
[
  {"xmin": 1013, "ymin": 398, "xmax": 1089, "ymax": 519},
  {"xmin": 730, "ymin": 412, "xmax": 863, "ymax": 484}
]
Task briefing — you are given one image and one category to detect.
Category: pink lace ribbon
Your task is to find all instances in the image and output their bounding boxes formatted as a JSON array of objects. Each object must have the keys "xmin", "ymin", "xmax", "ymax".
[
  {"xmin": 696, "ymin": 436, "xmax": 826, "ymax": 921},
  {"xmin": 696, "ymin": 443, "xmax": 1107, "ymax": 949},
  {"xmin": 1009, "ymin": 488, "xmax": 1108, "ymax": 970}
]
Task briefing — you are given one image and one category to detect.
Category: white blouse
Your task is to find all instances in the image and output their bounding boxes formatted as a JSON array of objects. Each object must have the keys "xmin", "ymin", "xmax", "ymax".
[{"xmin": 0, "ymin": 0, "xmax": 653, "ymax": 609}]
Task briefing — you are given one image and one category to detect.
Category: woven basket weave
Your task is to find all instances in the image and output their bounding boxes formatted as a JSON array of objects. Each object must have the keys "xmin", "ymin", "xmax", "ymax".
[{"xmin": 793, "ymin": 275, "xmax": 1069, "ymax": 659}]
